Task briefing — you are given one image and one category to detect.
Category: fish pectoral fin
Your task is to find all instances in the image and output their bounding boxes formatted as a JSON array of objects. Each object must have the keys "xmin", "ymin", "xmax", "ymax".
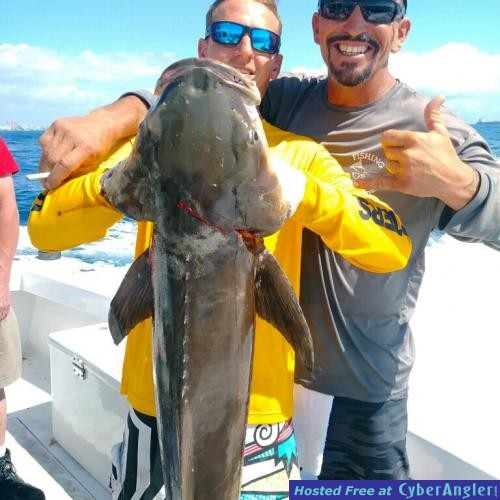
[
  {"xmin": 108, "ymin": 248, "xmax": 154, "ymax": 344},
  {"xmin": 101, "ymin": 147, "xmax": 156, "ymax": 221},
  {"xmin": 254, "ymin": 249, "xmax": 314, "ymax": 371}
]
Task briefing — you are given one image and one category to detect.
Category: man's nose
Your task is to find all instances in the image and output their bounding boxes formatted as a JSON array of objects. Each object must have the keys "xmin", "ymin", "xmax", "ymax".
[
  {"xmin": 236, "ymin": 33, "xmax": 254, "ymax": 57},
  {"xmin": 341, "ymin": 5, "xmax": 367, "ymax": 33}
]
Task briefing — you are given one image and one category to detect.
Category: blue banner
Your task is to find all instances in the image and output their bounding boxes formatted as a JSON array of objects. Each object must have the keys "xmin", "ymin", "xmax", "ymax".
[{"xmin": 290, "ymin": 480, "xmax": 500, "ymax": 499}]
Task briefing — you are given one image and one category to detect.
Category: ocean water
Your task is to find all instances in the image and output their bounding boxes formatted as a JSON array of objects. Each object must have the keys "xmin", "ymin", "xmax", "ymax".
[
  {"xmin": 1, "ymin": 130, "xmax": 136, "ymax": 267},
  {"xmin": 473, "ymin": 122, "xmax": 500, "ymax": 158},
  {"xmin": 1, "ymin": 122, "xmax": 499, "ymax": 266}
]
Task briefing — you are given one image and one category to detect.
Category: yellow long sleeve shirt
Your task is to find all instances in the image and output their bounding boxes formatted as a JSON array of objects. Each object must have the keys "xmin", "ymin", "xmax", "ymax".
[{"xmin": 29, "ymin": 121, "xmax": 411, "ymax": 423}]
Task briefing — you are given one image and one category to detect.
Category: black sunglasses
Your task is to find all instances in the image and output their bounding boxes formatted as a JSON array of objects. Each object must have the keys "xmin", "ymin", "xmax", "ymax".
[
  {"xmin": 206, "ymin": 21, "xmax": 281, "ymax": 55},
  {"xmin": 318, "ymin": 0, "xmax": 406, "ymax": 24}
]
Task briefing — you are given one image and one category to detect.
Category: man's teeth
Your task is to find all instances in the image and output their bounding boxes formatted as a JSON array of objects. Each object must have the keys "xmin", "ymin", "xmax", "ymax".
[{"xmin": 338, "ymin": 44, "xmax": 368, "ymax": 56}]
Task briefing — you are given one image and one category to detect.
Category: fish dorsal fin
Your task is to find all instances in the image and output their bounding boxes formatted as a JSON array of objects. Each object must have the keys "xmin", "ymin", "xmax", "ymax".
[
  {"xmin": 254, "ymin": 248, "xmax": 314, "ymax": 371},
  {"xmin": 108, "ymin": 248, "xmax": 154, "ymax": 345}
]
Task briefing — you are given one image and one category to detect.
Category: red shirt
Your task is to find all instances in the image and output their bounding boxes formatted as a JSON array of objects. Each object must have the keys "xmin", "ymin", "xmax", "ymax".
[{"xmin": 0, "ymin": 137, "xmax": 20, "ymax": 176}]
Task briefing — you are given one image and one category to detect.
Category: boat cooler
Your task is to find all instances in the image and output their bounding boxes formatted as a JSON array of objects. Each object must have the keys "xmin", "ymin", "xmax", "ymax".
[{"xmin": 48, "ymin": 323, "xmax": 129, "ymax": 487}]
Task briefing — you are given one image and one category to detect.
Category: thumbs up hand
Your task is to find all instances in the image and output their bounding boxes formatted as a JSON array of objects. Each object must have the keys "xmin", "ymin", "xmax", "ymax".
[{"xmin": 354, "ymin": 96, "xmax": 479, "ymax": 211}]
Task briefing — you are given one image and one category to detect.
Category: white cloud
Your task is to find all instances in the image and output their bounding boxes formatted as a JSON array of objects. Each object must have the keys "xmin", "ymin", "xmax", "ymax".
[
  {"xmin": 391, "ymin": 43, "xmax": 500, "ymax": 122},
  {"xmin": 0, "ymin": 43, "xmax": 176, "ymax": 127},
  {"xmin": 290, "ymin": 43, "xmax": 500, "ymax": 123},
  {"xmin": 391, "ymin": 43, "xmax": 500, "ymax": 95},
  {"xmin": 2, "ymin": 42, "xmax": 500, "ymax": 127}
]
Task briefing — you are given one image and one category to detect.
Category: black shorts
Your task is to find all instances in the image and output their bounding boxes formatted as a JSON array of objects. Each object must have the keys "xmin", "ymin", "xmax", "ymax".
[{"xmin": 319, "ymin": 395, "xmax": 410, "ymax": 480}]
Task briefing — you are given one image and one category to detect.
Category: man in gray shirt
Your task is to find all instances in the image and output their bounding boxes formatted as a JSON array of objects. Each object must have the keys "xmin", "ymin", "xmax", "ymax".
[
  {"xmin": 259, "ymin": 0, "xmax": 500, "ymax": 480},
  {"xmin": 37, "ymin": 0, "xmax": 499, "ymax": 481}
]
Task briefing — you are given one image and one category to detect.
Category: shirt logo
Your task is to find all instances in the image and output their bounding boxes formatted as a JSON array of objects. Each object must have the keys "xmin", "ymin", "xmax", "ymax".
[
  {"xmin": 30, "ymin": 191, "xmax": 46, "ymax": 212},
  {"xmin": 349, "ymin": 152, "xmax": 387, "ymax": 180},
  {"xmin": 357, "ymin": 198, "xmax": 408, "ymax": 237}
]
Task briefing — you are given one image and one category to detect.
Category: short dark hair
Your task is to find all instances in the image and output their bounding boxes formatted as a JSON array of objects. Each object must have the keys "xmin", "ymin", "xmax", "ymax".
[{"xmin": 205, "ymin": 0, "xmax": 282, "ymax": 34}]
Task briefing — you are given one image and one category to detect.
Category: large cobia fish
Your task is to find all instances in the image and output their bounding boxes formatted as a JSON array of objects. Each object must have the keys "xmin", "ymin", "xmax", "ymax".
[{"xmin": 102, "ymin": 58, "xmax": 313, "ymax": 499}]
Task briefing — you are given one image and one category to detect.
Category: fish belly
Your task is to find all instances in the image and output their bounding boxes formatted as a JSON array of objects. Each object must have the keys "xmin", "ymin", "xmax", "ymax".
[{"xmin": 152, "ymin": 237, "xmax": 255, "ymax": 500}]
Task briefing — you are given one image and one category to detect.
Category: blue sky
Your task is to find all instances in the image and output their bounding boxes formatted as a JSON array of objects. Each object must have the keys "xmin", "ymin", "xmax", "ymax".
[{"xmin": 2, "ymin": 0, "xmax": 500, "ymax": 126}]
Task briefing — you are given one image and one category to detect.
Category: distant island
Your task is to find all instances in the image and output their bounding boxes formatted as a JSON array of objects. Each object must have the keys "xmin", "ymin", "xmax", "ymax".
[
  {"xmin": 0, "ymin": 121, "xmax": 45, "ymax": 131},
  {"xmin": 474, "ymin": 119, "xmax": 500, "ymax": 125}
]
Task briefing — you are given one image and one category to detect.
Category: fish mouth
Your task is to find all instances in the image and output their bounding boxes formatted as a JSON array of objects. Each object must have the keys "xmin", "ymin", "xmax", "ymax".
[
  {"xmin": 177, "ymin": 202, "xmax": 271, "ymax": 237},
  {"xmin": 177, "ymin": 197, "xmax": 284, "ymax": 239}
]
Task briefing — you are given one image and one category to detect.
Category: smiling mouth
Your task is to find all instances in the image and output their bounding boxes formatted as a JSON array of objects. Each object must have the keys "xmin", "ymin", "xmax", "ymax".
[{"xmin": 336, "ymin": 43, "xmax": 370, "ymax": 56}]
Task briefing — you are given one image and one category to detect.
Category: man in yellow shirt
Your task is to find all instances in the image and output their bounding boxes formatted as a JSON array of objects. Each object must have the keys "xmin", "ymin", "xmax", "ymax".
[{"xmin": 29, "ymin": 1, "xmax": 411, "ymax": 498}]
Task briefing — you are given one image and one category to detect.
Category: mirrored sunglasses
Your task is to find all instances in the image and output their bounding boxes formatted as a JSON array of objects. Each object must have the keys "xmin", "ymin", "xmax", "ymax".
[{"xmin": 206, "ymin": 21, "xmax": 281, "ymax": 55}]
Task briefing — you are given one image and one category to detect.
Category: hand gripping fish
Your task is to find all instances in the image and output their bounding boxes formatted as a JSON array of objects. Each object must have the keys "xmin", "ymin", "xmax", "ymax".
[{"xmin": 101, "ymin": 58, "xmax": 313, "ymax": 500}]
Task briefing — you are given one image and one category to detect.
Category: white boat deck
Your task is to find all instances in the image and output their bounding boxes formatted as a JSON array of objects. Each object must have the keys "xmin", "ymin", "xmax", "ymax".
[
  {"xmin": 407, "ymin": 235, "xmax": 500, "ymax": 480},
  {"xmin": 6, "ymin": 352, "xmax": 109, "ymax": 499},
  {"xmin": 7, "ymin": 253, "xmax": 127, "ymax": 499},
  {"xmin": 5, "ymin": 235, "xmax": 500, "ymax": 498}
]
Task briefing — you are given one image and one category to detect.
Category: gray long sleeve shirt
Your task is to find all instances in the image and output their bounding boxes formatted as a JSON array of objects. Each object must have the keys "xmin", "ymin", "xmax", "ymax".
[{"xmin": 260, "ymin": 77, "xmax": 500, "ymax": 402}]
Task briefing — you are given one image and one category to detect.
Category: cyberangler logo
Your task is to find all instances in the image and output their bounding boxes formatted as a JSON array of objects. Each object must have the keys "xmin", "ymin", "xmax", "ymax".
[{"xmin": 349, "ymin": 152, "xmax": 387, "ymax": 180}]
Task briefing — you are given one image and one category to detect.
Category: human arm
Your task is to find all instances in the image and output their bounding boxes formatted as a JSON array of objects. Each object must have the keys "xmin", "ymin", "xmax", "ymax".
[
  {"xmin": 39, "ymin": 91, "xmax": 153, "ymax": 189},
  {"xmin": 267, "ymin": 126, "xmax": 412, "ymax": 273},
  {"xmin": 438, "ymin": 171, "xmax": 500, "ymax": 250},
  {"xmin": 354, "ymin": 97, "xmax": 480, "ymax": 210},
  {"xmin": 300, "ymin": 152, "xmax": 411, "ymax": 273},
  {"xmin": 355, "ymin": 97, "xmax": 500, "ymax": 250},
  {"xmin": 0, "ymin": 175, "xmax": 19, "ymax": 320},
  {"xmin": 28, "ymin": 140, "xmax": 133, "ymax": 251}
]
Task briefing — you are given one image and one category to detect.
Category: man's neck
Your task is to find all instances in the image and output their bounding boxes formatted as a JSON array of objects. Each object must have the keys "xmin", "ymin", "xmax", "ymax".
[{"xmin": 326, "ymin": 73, "xmax": 397, "ymax": 108}]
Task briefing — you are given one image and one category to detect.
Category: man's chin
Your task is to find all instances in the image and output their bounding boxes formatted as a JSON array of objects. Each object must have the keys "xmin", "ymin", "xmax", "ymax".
[{"xmin": 329, "ymin": 63, "xmax": 373, "ymax": 87}]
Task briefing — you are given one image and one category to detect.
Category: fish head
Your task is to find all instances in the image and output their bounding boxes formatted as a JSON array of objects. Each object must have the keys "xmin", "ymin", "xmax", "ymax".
[
  {"xmin": 148, "ymin": 58, "xmax": 292, "ymax": 236},
  {"xmin": 102, "ymin": 58, "xmax": 292, "ymax": 235}
]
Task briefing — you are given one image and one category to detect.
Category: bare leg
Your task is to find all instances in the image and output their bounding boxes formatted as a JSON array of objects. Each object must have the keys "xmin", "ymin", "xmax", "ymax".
[{"xmin": 0, "ymin": 388, "xmax": 6, "ymax": 450}]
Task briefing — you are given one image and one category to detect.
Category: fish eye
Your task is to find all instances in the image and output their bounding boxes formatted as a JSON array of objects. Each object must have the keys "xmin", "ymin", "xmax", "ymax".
[{"xmin": 249, "ymin": 129, "xmax": 259, "ymax": 144}]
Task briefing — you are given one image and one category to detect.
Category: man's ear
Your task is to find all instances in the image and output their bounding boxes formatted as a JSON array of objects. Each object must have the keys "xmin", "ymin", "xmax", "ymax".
[
  {"xmin": 392, "ymin": 18, "xmax": 411, "ymax": 53},
  {"xmin": 198, "ymin": 38, "xmax": 208, "ymax": 58},
  {"xmin": 312, "ymin": 13, "xmax": 320, "ymax": 45},
  {"xmin": 270, "ymin": 53, "xmax": 283, "ymax": 80}
]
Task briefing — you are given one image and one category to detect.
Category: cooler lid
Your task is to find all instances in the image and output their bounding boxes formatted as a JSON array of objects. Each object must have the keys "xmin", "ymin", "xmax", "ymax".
[{"xmin": 48, "ymin": 323, "xmax": 125, "ymax": 387}]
